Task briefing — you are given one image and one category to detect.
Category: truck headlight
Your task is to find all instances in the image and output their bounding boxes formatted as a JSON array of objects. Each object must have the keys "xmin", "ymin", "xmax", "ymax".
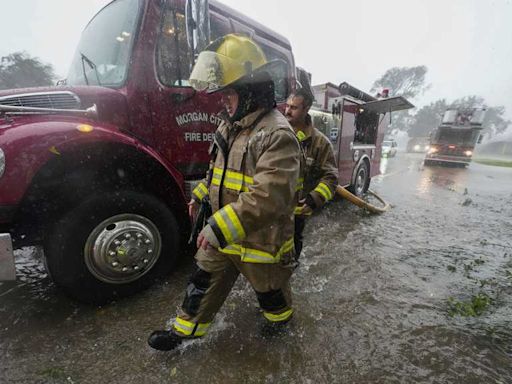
[
  {"xmin": 0, "ymin": 148, "xmax": 5, "ymax": 178},
  {"xmin": 464, "ymin": 150, "xmax": 473, "ymax": 156},
  {"xmin": 428, "ymin": 147, "xmax": 438, "ymax": 154}
]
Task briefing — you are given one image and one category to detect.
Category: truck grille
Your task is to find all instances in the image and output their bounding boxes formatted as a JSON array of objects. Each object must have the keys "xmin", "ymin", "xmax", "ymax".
[
  {"xmin": 443, "ymin": 147, "xmax": 462, "ymax": 156},
  {"xmin": 0, "ymin": 91, "xmax": 81, "ymax": 110}
]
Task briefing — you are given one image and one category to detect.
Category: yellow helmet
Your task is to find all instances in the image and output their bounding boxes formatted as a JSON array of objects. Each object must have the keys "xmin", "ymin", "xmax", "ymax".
[{"xmin": 189, "ymin": 34, "xmax": 268, "ymax": 93}]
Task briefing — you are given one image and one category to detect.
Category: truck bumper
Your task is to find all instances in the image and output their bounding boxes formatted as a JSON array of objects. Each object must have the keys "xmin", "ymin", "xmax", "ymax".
[
  {"xmin": 425, "ymin": 154, "xmax": 471, "ymax": 164},
  {"xmin": 0, "ymin": 233, "xmax": 16, "ymax": 281}
]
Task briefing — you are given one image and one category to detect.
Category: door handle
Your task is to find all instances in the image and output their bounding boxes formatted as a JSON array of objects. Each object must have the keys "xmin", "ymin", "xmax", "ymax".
[{"xmin": 171, "ymin": 91, "xmax": 196, "ymax": 104}]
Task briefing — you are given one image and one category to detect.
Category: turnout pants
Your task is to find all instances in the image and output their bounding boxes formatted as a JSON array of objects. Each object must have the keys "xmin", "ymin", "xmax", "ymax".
[
  {"xmin": 172, "ymin": 247, "xmax": 295, "ymax": 338},
  {"xmin": 294, "ymin": 216, "xmax": 306, "ymax": 260}
]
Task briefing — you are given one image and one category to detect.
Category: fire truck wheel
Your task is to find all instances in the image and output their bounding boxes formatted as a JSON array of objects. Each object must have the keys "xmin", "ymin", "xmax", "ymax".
[
  {"xmin": 44, "ymin": 191, "xmax": 179, "ymax": 304},
  {"xmin": 349, "ymin": 161, "xmax": 370, "ymax": 197}
]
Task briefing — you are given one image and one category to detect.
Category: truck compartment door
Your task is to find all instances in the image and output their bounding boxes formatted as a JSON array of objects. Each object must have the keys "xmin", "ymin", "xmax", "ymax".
[{"xmin": 360, "ymin": 96, "xmax": 414, "ymax": 114}]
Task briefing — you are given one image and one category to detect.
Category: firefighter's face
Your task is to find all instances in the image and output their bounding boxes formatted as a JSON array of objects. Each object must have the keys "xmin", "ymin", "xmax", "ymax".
[
  {"xmin": 285, "ymin": 96, "xmax": 308, "ymax": 127},
  {"xmin": 221, "ymin": 88, "xmax": 239, "ymax": 117}
]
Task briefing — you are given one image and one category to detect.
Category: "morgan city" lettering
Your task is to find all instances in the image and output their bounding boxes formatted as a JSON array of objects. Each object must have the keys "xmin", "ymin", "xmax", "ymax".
[{"xmin": 175, "ymin": 112, "xmax": 223, "ymax": 127}]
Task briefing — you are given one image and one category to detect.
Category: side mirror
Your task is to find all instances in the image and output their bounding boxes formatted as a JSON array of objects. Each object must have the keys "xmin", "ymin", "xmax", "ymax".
[
  {"xmin": 186, "ymin": 1, "xmax": 196, "ymax": 50},
  {"xmin": 186, "ymin": 0, "xmax": 210, "ymax": 56},
  {"xmin": 296, "ymin": 66, "xmax": 312, "ymax": 93},
  {"xmin": 477, "ymin": 134, "xmax": 483, "ymax": 144},
  {"xmin": 266, "ymin": 59, "xmax": 289, "ymax": 102}
]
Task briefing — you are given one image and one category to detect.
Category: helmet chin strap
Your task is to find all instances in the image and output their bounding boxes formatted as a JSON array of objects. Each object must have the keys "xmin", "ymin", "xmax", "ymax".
[
  {"xmin": 229, "ymin": 83, "xmax": 257, "ymax": 124},
  {"xmin": 227, "ymin": 71, "xmax": 276, "ymax": 124},
  {"xmin": 243, "ymin": 61, "xmax": 253, "ymax": 74}
]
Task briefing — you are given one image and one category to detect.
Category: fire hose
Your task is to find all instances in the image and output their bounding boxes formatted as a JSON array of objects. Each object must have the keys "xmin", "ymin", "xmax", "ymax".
[{"xmin": 335, "ymin": 185, "xmax": 390, "ymax": 214}]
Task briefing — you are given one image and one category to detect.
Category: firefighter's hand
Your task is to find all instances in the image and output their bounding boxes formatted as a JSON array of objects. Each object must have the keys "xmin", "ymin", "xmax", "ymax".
[
  {"xmin": 197, "ymin": 232, "xmax": 210, "ymax": 250},
  {"xmin": 197, "ymin": 225, "xmax": 220, "ymax": 250},
  {"xmin": 296, "ymin": 199, "xmax": 313, "ymax": 217},
  {"xmin": 299, "ymin": 204, "xmax": 313, "ymax": 217},
  {"xmin": 188, "ymin": 199, "xmax": 199, "ymax": 221}
]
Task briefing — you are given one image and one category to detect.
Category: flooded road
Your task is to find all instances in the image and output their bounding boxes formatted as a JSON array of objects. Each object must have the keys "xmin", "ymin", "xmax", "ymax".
[{"xmin": 1, "ymin": 153, "xmax": 511, "ymax": 383}]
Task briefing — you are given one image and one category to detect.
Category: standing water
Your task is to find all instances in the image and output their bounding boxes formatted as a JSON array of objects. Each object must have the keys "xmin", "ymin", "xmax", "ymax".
[{"xmin": 1, "ymin": 153, "xmax": 511, "ymax": 383}]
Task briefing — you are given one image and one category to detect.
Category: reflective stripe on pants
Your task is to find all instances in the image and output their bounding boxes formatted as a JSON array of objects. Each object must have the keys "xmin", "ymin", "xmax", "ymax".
[
  {"xmin": 219, "ymin": 237, "xmax": 294, "ymax": 264},
  {"xmin": 174, "ymin": 247, "xmax": 294, "ymax": 335},
  {"xmin": 173, "ymin": 317, "xmax": 211, "ymax": 337}
]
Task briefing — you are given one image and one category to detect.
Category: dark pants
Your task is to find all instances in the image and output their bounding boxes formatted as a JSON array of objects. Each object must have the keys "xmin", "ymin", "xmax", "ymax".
[
  {"xmin": 294, "ymin": 216, "xmax": 306, "ymax": 260},
  {"xmin": 172, "ymin": 247, "xmax": 295, "ymax": 338}
]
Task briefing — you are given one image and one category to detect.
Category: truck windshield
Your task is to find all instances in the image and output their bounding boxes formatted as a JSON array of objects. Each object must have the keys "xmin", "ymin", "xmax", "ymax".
[
  {"xmin": 436, "ymin": 128, "xmax": 477, "ymax": 146},
  {"xmin": 67, "ymin": 0, "xmax": 140, "ymax": 87},
  {"xmin": 442, "ymin": 110, "xmax": 458, "ymax": 124}
]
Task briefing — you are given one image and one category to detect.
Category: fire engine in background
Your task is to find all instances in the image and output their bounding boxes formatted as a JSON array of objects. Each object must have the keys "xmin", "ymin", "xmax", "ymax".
[
  {"xmin": 424, "ymin": 107, "xmax": 485, "ymax": 167},
  {"xmin": 0, "ymin": 0, "xmax": 297, "ymax": 303},
  {"xmin": 311, "ymin": 82, "xmax": 414, "ymax": 196}
]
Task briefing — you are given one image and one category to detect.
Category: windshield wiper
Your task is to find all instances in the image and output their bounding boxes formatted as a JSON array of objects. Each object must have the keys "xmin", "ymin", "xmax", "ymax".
[{"xmin": 80, "ymin": 52, "xmax": 102, "ymax": 86}]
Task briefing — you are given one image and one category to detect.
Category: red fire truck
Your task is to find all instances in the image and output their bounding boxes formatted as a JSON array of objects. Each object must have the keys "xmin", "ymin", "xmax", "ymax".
[
  {"xmin": 0, "ymin": 0, "xmax": 297, "ymax": 302},
  {"xmin": 424, "ymin": 107, "xmax": 485, "ymax": 166},
  {"xmin": 311, "ymin": 82, "xmax": 413, "ymax": 196},
  {"xmin": 0, "ymin": 0, "xmax": 413, "ymax": 303}
]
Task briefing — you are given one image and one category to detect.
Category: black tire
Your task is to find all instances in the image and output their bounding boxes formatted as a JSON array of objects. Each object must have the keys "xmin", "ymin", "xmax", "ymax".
[
  {"xmin": 349, "ymin": 160, "xmax": 370, "ymax": 198},
  {"xmin": 424, "ymin": 159, "xmax": 434, "ymax": 166},
  {"xmin": 44, "ymin": 191, "xmax": 179, "ymax": 304}
]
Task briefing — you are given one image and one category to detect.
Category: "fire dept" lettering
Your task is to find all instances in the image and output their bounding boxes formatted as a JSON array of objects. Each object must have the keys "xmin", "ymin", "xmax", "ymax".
[{"xmin": 184, "ymin": 132, "xmax": 215, "ymax": 142}]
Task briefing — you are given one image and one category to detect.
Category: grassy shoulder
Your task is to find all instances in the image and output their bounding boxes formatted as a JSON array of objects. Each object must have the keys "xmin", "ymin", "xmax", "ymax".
[{"xmin": 473, "ymin": 158, "xmax": 512, "ymax": 168}]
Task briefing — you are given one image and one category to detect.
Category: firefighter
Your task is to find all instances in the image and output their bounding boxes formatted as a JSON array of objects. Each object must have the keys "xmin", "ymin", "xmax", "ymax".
[
  {"xmin": 285, "ymin": 88, "xmax": 338, "ymax": 258},
  {"xmin": 148, "ymin": 34, "xmax": 301, "ymax": 351},
  {"xmin": 379, "ymin": 88, "xmax": 390, "ymax": 99}
]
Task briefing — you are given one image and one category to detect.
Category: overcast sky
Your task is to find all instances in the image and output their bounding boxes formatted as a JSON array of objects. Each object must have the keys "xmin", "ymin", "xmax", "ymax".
[{"xmin": 1, "ymin": 0, "xmax": 511, "ymax": 120}]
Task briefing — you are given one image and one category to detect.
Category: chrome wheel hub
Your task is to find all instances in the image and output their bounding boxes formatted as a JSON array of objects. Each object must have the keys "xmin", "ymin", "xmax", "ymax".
[
  {"xmin": 355, "ymin": 167, "xmax": 367, "ymax": 196},
  {"xmin": 84, "ymin": 214, "xmax": 161, "ymax": 284}
]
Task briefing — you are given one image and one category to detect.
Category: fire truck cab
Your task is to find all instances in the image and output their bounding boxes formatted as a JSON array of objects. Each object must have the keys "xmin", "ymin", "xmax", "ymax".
[
  {"xmin": 0, "ymin": 0, "xmax": 296, "ymax": 302},
  {"xmin": 424, "ymin": 107, "xmax": 485, "ymax": 166}
]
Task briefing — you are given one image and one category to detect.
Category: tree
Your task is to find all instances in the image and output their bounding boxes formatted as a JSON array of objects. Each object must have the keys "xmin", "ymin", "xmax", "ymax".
[
  {"xmin": 371, "ymin": 66, "xmax": 430, "ymax": 133},
  {"xmin": 370, "ymin": 65, "xmax": 430, "ymax": 100},
  {"xmin": 480, "ymin": 106, "xmax": 510, "ymax": 139},
  {"xmin": 408, "ymin": 99, "xmax": 448, "ymax": 138},
  {"xmin": 0, "ymin": 51, "xmax": 56, "ymax": 90}
]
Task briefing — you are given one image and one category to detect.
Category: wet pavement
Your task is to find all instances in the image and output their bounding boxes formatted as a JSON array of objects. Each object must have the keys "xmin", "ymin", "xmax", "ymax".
[{"xmin": 1, "ymin": 153, "xmax": 511, "ymax": 383}]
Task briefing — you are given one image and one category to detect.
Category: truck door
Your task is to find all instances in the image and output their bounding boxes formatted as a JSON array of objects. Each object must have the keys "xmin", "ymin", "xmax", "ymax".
[
  {"xmin": 148, "ymin": 0, "xmax": 294, "ymax": 179},
  {"xmin": 150, "ymin": 0, "xmax": 221, "ymax": 179},
  {"xmin": 336, "ymin": 98, "xmax": 359, "ymax": 186},
  {"xmin": 360, "ymin": 96, "xmax": 414, "ymax": 175},
  {"xmin": 362, "ymin": 96, "xmax": 414, "ymax": 115},
  {"xmin": 336, "ymin": 96, "xmax": 414, "ymax": 185},
  {"xmin": 362, "ymin": 96, "xmax": 414, "ymax": 151}
]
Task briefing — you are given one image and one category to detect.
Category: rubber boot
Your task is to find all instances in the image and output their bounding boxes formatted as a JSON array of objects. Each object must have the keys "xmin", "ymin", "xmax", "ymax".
[
  {"xmin": 259, "ymin": 318, "xmax": 292, "ymax": 339},
  {"xmin": 148, "ymin": 330, "xmax": 183, "ymax": 351}
]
